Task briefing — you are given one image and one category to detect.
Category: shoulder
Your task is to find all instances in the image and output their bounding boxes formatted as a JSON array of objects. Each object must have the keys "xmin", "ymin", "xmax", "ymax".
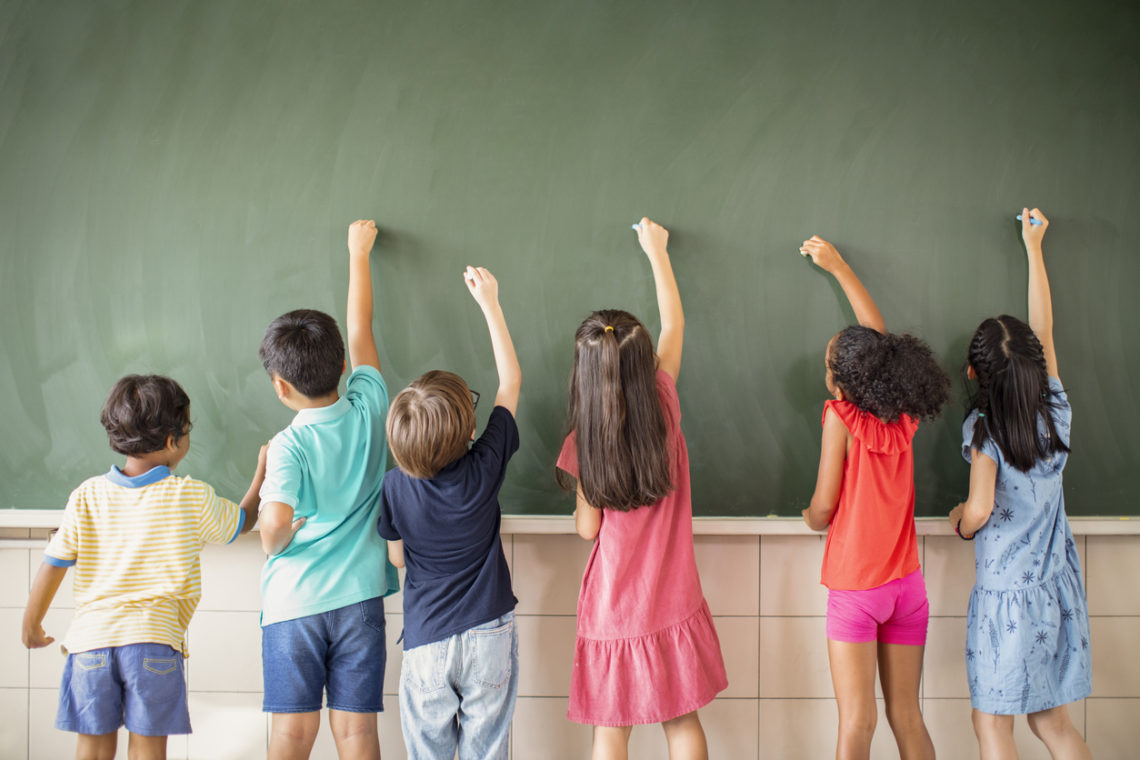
[
  {"xmin": 346, "ymin": 365, "xmax": 389, "ymax": 404},
  {"xmin": 961, "ymin": 410, "xmax": 1002, "ymax": 465},
  {"xmin": 822, "ymin": 399, "xmax": 857, "ymax": 430}
]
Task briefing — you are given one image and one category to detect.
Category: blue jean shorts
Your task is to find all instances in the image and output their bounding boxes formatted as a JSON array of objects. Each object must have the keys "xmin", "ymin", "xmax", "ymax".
[
  {"xmin": 262, "ymin": 595, "xmax": 387, "ymax": 713},
  {"xmin": 56, "ymin": 643, "xmax": 190, "ymax": 736}
]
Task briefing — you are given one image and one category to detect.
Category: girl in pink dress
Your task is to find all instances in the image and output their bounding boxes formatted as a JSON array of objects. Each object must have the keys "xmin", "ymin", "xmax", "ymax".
[{"xmin": 556, "ymin": 218, "xmax": 727, "ymax": 759}]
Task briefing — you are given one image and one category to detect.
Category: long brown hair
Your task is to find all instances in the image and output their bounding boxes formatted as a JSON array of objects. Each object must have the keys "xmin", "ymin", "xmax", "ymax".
[{"xmin": 557, "ymin": 309, "xmax": 672, "ymax": 511}]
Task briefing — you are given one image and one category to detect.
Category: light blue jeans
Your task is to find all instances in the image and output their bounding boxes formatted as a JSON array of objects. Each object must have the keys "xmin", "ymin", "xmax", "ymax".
[{"xmin": 399, "ymin": 612, "xmax": 518, "ymax": 760}]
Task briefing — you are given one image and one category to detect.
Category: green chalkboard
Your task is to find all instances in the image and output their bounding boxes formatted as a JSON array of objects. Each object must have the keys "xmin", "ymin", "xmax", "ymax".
[{"xmin": 2, "ymin": 0, "xmax": 1137, "ymax": 516}]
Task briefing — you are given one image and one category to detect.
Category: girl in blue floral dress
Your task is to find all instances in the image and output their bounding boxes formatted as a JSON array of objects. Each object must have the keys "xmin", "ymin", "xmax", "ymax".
[{"xmin": 949, "ymin": 208, "xmax": 1092, "ymax": 759}]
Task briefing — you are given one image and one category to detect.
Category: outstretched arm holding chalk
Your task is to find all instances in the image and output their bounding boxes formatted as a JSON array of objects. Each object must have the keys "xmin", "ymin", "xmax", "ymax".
[
  {"xmin": 800, "ymin": 236, "xmax": 886, "ymax": 333},
  {"xmin": 464, "ymin": 266, "xmax": 521, "ymax": 415},
  {"xmin": 634, "ymin": 217, "xmax": 684, "ymax": 381}
]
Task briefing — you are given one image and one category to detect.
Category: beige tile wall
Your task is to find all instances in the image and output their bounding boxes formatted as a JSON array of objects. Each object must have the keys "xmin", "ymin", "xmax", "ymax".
[{"xmin": 1, "ymin": 532, "xmax": 1137, "ymax": 759}]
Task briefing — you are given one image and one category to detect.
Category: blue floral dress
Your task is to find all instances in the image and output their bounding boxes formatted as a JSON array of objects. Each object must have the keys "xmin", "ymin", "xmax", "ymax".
[{"xmin": 961, "ymin": 376, "xmax": 1092, "ymax": 715}]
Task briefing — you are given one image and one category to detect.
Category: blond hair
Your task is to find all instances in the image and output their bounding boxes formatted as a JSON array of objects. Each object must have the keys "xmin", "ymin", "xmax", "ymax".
[{"xmin": 387, "ymin": 370, "xmax": 476, "ymax": 479}]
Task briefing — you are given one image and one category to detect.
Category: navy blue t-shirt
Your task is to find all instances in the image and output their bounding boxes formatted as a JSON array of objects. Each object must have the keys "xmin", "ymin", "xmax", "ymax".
[{"xmin": 378, "ymin": 405, "xmax": 519, "ymax": 649}]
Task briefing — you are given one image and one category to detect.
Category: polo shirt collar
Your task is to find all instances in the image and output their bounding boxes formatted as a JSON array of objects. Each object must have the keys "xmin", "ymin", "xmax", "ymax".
[
  {"xmin": 105, "ymin": 465, "xmax": 172, "ymax": 488},
  {"xmin": 291, "ymin": 396, "xmax": 350, "ymax": 428}
]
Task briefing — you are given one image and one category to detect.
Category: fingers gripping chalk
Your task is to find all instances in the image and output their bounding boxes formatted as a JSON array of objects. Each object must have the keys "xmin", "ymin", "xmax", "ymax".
[
  {"xmin": 632, "ymin": 222, "xmax": 643, "ymax": 231},
  {"xmin": 1016, "ymin": 213, "xmax": 1043, "ymax": 226}
]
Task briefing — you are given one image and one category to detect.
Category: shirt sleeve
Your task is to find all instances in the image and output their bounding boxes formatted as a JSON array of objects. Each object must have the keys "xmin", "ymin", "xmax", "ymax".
[
  {"xmin": 196, "ymin": 480, "xmax": 244, "ymax": 545},
  {"xmin": 260, "ymin": 435, "xmax": 301, "ymax": 508},
  {"xmin": 469, "ymin": 407, "xmax": 521, "ymax": 476},
  {"xmin": 44, "ymin": 487, "xmax": 82, "ymax": 567},
  {"xmin": 345, "ymin": 364, "xmax": 389, "ymax": 419},
  {"xmin": 961, "ymin": 411, "xmax": 1002, "ymax": 465},
  {"xmin": 1047, "ymin": 376, "xmax": 1072, "ymax": 447},
  {"xmin": 377, "ymin": 480, "xmax": 401, "ymax": 541},
  {"xmin": 556, "ymin": 431, "xmax": 579, "ymax": 479}
]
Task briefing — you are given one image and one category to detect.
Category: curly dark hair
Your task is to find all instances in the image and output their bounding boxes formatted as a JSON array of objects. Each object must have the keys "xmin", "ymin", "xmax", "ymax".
[
  {"xmin": 828, "ymin": 326, "xmax": 949, "ymax": 422},
  {"xmin": 100, "ymin": 375, "xmax": 191, "ymax": 456},
  {"xmin": 259, "ymin": 309, "xmax": 345, "ymax": 398}
]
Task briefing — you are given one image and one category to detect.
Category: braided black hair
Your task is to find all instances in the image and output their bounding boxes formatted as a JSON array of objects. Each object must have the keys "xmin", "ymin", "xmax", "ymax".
[
  {"xmin": 966, "ymin": 315, "xmax": 1069, "ymax": 472},
  {"xmin": 829, "ymin": 326, "xmax": 949, "ymax": 422}
]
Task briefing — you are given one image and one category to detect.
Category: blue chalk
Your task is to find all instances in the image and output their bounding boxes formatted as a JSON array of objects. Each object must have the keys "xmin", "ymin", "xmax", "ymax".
[
  {"xmin": 632, "ymin": 223, "xmax": 642, "ymax": 231},
  {"xmin": 1016, "ymin": 214, "xmax": 1043, "ymax": 226}
]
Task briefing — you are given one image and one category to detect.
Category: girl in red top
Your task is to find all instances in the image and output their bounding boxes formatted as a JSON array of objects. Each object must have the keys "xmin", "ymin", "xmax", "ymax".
[{"xmin": 800, "ymin": 236, "xmax": 949, "ymax": 760}]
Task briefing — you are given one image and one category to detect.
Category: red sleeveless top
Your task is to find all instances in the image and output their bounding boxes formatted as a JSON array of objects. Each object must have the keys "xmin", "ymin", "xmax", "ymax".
[{"xmin": 820, "ymin": 400, "xmax": 921, "ymax": 590}]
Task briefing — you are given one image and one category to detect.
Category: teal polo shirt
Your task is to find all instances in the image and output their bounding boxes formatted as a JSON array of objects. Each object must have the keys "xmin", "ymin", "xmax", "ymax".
[{"xmin": 259, "ymin": 365, "xmax": 399, "ymax": 626}]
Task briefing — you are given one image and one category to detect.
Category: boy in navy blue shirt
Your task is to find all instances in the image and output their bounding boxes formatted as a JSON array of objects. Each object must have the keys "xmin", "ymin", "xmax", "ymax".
[{"xmin": 378, "ymin": 266, "xmax": 520, "ymax": 760}]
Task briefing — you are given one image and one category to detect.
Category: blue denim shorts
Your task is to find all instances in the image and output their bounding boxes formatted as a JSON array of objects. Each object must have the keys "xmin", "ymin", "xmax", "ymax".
[
  {"xmin": 56, "ymin": 643, "xmax": 190, "ymax": 736},
  {"xmin": 262, "ymin": 595, "xmax": 387, "ymax": 713}
]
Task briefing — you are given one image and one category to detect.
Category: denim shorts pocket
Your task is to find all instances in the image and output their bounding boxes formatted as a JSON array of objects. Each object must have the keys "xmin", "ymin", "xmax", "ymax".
[
  {"xmin": 468, "ymin": 616, "xmax": 514, "ymax": 689},
  {"xmin": 142, "ymin": 657, "xmax": 178, "ymax": 675},
  {"xmin": 75, "ymin": 653, "xmax": 107, "ymax": 671},
  {"xmin": 358, "ymin": 596, "xmax": 386, "ymax": 634},
  {"xmin": 402, "ymin": 640, "xmax": 448, "ymax": 694}
]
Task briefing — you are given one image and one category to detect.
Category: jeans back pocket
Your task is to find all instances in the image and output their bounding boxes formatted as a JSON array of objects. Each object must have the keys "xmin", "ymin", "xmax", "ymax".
[
  {"xmin": 402, "ymin": 639, "xmax": 449, "ymax": 693},
  {"xmin": 142, "ymin": 657, "xmax": 178, "ymax": 675},
  {"xmin": 468, "ymin": 615, "xmax": 515, "ymax": 689},
  {"xmin": 75, "ymin": 652, "xmax": 107, "ymax": 671}
]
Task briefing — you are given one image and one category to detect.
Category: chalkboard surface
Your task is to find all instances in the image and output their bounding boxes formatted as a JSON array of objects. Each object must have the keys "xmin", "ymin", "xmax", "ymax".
[{"xmin": 2, "ymin": 0, "xmax": 1137, "ymax": 516}]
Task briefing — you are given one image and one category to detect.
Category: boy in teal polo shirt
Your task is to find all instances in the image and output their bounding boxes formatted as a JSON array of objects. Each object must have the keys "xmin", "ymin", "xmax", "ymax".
[{"xmin": 257, "ymin": 219, "xmax": 399, "ymax": 760}]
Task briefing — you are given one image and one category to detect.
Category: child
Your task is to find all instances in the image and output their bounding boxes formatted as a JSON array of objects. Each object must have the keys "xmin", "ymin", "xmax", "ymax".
[
  {"xmin": 800, "ymin": 236, "xmax": 948, "ymax": 760},
  {"xmin": 257, "ymin": 219, "xmax": 400, "ymax": 760},
  {"xmin": 377, "ymin": 265, "xmax": 521, "ymax": 760},
  {"xmin": 21, "ymin": 374, "xmax": 265, "ymax": 760},
  {"xmin": 555, "ymin": 218, "xmax": 727, "ymax": 759},
  {"xmin": 949, "ymin": 209, "xmax": 1092, "ymax": 760}
]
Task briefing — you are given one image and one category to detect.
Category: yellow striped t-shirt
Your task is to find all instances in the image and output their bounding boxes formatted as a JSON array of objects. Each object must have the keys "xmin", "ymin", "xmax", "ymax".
[{"xmin": 45, "ymin": 466, "xmax": 243, "ymax": 655}]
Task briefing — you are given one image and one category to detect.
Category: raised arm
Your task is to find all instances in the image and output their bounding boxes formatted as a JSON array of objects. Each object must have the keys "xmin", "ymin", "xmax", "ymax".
[
  {"xmin": 346, "ymin": 219, "xmax": 381, "ymax": 372},
  {"xmin": 634, "ymin": 218, "xmax": 684, "ymax": 381},
  {"xmin": 801, "ymin": 236, "xmax": 886, "ymax": 333},
  {"xmin": 1021, "ymin": 208, "xmax": 1058, "ymax": 380},
  {"xmin": 464, "ymin": 266, "xmax": 521, "ymax": 415}
]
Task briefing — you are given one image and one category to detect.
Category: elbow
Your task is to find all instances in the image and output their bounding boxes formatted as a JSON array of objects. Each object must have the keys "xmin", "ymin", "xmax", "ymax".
[{"xmin": 576, "ymin": 524, "xmax": 599, "ymax": 541}]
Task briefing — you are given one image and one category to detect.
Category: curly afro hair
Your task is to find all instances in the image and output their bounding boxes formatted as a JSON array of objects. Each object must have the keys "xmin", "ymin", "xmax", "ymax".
[{"xmin": 829, "ymin": 326, "xmax": 949, "ymax": 422}]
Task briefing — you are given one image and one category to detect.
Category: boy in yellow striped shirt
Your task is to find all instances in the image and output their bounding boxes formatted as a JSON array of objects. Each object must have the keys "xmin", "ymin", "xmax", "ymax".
[{"xmin": 21, "ymin": 374, "xmax": 266, "ymax": 760}]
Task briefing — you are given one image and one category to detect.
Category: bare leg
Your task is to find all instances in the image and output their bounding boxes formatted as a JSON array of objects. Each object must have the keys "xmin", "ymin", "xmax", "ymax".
[
  {"xmin": 592, "ymin": 725, "xmax": 633, "ymax": 760},
  {"xmin": 328, "ymin": 710, "xmax": 381, "ymax": 760},
  {"xmin": 662, "ymin": 711, "xmax": 708, "ymax": 760},
  {"xmin": 1026, "ymin": 704, "xmax": 1092, "ymax": 760},
  {"xmin": 972, "ymin": 710, "xmax": 1018, "ymax": 760},
  {"xmin": 75, "ymin": 732, "xmax": 117, "ymax": 760},
  {"xmin": 269, "ymin": 711, "xmax": 321, "ymax": 760},
  {"xmin": 126, "ymin": 733, "xmax": 168, "ymax": 760},
  {"xmin": 878, "ymin": 643, "xmax": 935, "ymax": 760},
  {"xmin": 828, "ymin": 639, "xmax": 879, "ymax": 760}
]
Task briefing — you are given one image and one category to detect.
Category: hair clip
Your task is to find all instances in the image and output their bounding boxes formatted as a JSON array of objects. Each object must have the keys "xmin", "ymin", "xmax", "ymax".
[
  {"xmin": 604, "ymin": 326, "xmax": 614, "ymax": 333},
  {"xmin": 977, "ymin": 412, "xmax": 985, "ymax": 418}
]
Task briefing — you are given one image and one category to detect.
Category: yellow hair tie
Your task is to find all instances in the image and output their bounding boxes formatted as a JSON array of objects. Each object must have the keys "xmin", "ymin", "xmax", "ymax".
[{"xmin": 604, "ymin": 325, "xmax": 614, "ymax": 333}]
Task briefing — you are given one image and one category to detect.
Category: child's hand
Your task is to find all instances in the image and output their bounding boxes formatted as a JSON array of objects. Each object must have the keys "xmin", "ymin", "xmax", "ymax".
[
  {"xmin": 634, "ymin": 217, "xmax": 669, "ymax": 259},
  {"xmin": 1021, "ymin": 207, "xmax": 1048, "ymax": 249},
  {"xmin": 347, "ymin": 219, "xmax": 378, "ymax": 259},
  {"xmin": 22, "ymin": 623, "xmax": 54, "ymax": 649},
  {"xmin": 464, "ymin": 266, "xmax": 500, "ymax": 311},
  {"xmin": 800, "ymin": 236, "xmax": 847, "ymax": 273}
]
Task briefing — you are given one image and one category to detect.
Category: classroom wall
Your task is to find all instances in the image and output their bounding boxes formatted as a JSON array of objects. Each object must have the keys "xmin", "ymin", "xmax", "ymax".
[{"xmin": 1, "ymin": 528, "xmax": 1137, "ymax": 759}]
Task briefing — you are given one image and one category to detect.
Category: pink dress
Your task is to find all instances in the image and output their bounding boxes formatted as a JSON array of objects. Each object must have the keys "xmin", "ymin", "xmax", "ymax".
[{"xmin": 556, "ymin": 370, "xmax": 728, "ymax": 726}]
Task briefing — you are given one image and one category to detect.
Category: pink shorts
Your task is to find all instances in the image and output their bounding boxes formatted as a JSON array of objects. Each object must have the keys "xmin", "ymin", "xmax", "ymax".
[{"xmin": 826, "ymin": 569, "xmax": 929, "ymax": 645}]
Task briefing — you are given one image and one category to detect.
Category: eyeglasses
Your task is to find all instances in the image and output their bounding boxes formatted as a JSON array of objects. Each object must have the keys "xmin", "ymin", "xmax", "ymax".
[{"xmin": 470, "ymin": 389, "xmax": 480, "ymax": 411}]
